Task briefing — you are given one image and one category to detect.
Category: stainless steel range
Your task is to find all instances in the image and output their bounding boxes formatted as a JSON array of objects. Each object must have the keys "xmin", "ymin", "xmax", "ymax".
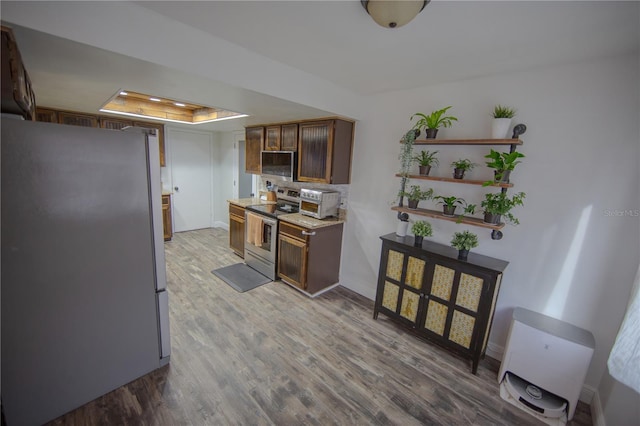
[{"xmin": 244, "ymin": 188, "xmax": 300, "ymax": 280}]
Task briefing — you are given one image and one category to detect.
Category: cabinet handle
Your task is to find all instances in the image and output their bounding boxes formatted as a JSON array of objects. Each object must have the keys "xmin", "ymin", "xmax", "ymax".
[{"xmin": 301, "ymin": 230, "xmax": 316, "ymax": 236}]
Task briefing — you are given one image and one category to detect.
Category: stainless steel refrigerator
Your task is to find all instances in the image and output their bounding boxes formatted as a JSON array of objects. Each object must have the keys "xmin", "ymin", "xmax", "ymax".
[{"xmin": 1, "ymin": 118, "xmax": 171, "ymax": 425}]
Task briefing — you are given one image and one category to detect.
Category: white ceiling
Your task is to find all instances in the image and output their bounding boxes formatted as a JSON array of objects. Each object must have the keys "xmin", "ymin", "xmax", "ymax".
[{"xmin": 3, "ymin": 1, "xmax": 639, "ymax": 132}]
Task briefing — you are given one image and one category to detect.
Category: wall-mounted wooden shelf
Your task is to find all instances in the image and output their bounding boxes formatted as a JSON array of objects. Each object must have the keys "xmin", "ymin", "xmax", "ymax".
[
  {"xmin": 395, "ymin": 173, "xmax": 513, "ymax": 188},
  {"xmin": 410, "ymin": 138, "xmax": 523, "ymax": 146},
  {"xmin": 391, "ymin": 206, "xmax": 505, "ymax": 230}
]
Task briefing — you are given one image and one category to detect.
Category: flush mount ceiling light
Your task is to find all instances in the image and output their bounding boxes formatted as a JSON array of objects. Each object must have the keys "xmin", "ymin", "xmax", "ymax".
[
  {"xmin": 361, "ymin": 0, "xmax": 429, "ymax": 29},
  {"xmin": 100, "ymin": 90, "xmax": 248, "ymax": 125}
]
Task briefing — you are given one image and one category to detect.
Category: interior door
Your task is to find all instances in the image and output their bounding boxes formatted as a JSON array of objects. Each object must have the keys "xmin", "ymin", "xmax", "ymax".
[
  {"xmin": 237, "ymin": 140, "xmax": 253, "ymax": 198},
  {"xmin": 169, "ymin": 128, "xmax": 212, "ymax": 232}
]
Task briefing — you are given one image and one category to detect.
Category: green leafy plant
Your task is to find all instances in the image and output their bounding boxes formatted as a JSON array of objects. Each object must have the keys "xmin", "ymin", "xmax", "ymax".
[
  {"xmin": 411, "ymin": 106, "xmax": 458, "ymax": 130},
  {"xmin": 411, "ymin": 220, "xmax": 433, "ymax": 237},
  {"xmin": 451, "ymin": 231, "xmax": 479, "ymax": 250},
  {"xmin": 492, "ymin": 105, "xmax": 517, "ymax": 119},
  {"xmin": 451, "ymin": 158, "xmax": 476, "ymax": 171},
  {"xmin": 396, "ymin": 130, "xmax": 416, "ymax": 208},
  {"xmin": 434, "ymin": 195, "xmax": 466, "ymax": 208},
  {"xmin": 402, "ymin": 185, "xmax": 434, "ymax": 202},
  {"xmin": 481, "ymin": 191, "xmax": 526, "ymax": 225},
  {"xmin": 412, "ymin": 150, "xmax": 439, "ymax": 167},
  {"xmin": 483, "ymin": 149, "xmax": 525, "ymax": 185}
]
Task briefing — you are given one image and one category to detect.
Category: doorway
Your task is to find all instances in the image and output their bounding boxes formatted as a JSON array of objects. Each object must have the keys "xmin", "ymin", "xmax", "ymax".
[{"xmin": 169, "ymin": 128, "xmax": 213, "ymax": 232}]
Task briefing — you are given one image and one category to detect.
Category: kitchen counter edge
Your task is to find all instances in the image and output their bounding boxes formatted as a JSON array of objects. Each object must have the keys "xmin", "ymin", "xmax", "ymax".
[{"xmin": 278, "ymin": 213, "xmax": 344, "ymax": 229}]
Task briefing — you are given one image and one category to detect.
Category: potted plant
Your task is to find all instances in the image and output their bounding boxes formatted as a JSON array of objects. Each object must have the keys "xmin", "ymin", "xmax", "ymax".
[
  {"xmin": 396, "ymin": 129, "xmax": 416, "ymax": 210},
  {"xmin": 433, "ymin": 195, "xmax": 471, "ymax": 217},
  {"xmin": 451, "ymin": 230, "xmax": 479, "ymax": 260},
  {"xmin": 483, "ymin": 149, "xmax": 525, "ymax": 185},
  {"xmin": 401, "ymin": 185, "xmax": 434, "ymax": 209},
  {"xmin": 411, "ymin": 220, "xmax": 433, "ymax": 246},
  {"xmin": 411, "ymin": 106, "xmax": 458, "ymax": 139},
  {"xmin": 481, "ymin": 191, "xmax": 526, "ymax": 225},
  {"xmin": 413, "ymin": 150, "xmax": 439, "ymax": 175},
  {"xmin": 491, "ymin": 104, "xmax": 516, "ymax": 139},
  {"xmin": 450, "ymin": 158, "xmax": 476, "ymax": 179}
]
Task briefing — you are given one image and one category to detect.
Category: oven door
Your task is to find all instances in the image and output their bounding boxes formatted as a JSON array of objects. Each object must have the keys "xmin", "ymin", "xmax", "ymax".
[{"xmin": 244, "ymin": 211, "xmax": 278, "ymax": 262}]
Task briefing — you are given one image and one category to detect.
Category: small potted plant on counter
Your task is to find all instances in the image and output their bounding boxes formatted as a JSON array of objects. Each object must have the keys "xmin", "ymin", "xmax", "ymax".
[
  {"xmin": 491, "ymin": 104, "xmax": 517, "ymax": 139},
  {"xmin": 451, "ymin": 230, "xmax": 479, "ymax": 260},
  {"xmin": 411, "ymin": 220, "xmax": 433, "ymax": 247},
  {"xmin": 450, "ymin": 158, "xmax": 476, "ymax": 179},
  {"xmin": 481, "ymin": 191, "xmax": 526, "ymax": 225},
  {"xmin": 411, "ymin": 106, "xmax": 458, "ymax": 139},
  {"xmin": 413, "ymin": 150, "xmax": 439, "ymax": 176},
  {"xmin": 483, "ymin": 149, "xmax": 525, "ymax": 185},
  {"xmin": 402, "ymin": 185, "xmax": 434, "ymax": 209}
]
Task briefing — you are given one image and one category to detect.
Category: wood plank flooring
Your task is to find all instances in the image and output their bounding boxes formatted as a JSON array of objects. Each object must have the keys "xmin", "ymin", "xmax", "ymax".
[{"xmin": 46, "ymin": 228, "xmax": 593, "ymax": 425}]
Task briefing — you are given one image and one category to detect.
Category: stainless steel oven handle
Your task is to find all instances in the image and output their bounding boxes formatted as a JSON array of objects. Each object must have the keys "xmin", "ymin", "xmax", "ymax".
[{"xmin": 301, "ymin": 230, "xmax": 316, "ymax": 236}]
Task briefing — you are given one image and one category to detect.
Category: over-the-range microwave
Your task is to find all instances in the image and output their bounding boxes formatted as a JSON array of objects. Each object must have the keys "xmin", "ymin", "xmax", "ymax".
[{"xmin": 261, "ymin": 151, "xmax": 297, "ymax": 182}]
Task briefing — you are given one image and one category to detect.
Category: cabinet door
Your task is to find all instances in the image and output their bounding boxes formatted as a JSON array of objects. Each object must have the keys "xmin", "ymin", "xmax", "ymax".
[
  {"xmin": 264, "ymin": 125, "xmax": 281, "ymax": 151},
  {"xmin": 35, "ymin": 108, "xmax": 58, "ymax": 123},
  {"xmin": 281, "ymin": 123, "xmax": 298, "ymax": 151},
  {"xmin": 421, "ymin": 262, "xmax": 488, "ymax": 353},
  {"xmin": 229, "ymin": 204, "xmax": 245, "ymax": 257},
  {"xmin": 375, "ymin": 247, "xmax": 426, "ymax": 327},
  {"xmin": 100, "ymin": 117, "xmax": 134, "ymax": 130},
  {"xmin": 245, "ymin": 126, "xmax": 264, "ymax": 174},
  {"xmin": 298, "ymin": 120, "xmax": 333, "ymax": 183},
  {"xmin": 57, "ymin": 111, "xmax": 98, "ymax": 127},
  {"xmin": 278, "ymin": 234, "xmax": 307, "ymax": 289},
  {"xmin": 162, "ymin": 195, "xmax": 172, "ymax": 241},
  {"xmin": 133, "ymin": 121, "xmax": 166, "ymax": 167}
]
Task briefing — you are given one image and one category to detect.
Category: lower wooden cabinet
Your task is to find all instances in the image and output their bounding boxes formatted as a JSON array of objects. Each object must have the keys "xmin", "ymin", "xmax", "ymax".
[
  {"xmin": 228, "ymin": 203, "xmax": 245, "ymax": 257},
  {"xmin": 277, "ymin": 220, "xmax": 343, "ymax": 295},
  {"xmin": 374, "ymin": 233, "xmax": 508, "ymax": 374},
  {"xmin": 162, "ymin": 194, "xmax": 172, "ymax": 241}
]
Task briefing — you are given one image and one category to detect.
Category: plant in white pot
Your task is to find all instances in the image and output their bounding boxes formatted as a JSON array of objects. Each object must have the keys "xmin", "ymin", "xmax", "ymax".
[
  {"xmin": 450, "ymin": 230, "xmax": 479, "ymax": 260},
  {"xmin": 491, "ymin": 105, "xmax": 516, "ymax": 139}
]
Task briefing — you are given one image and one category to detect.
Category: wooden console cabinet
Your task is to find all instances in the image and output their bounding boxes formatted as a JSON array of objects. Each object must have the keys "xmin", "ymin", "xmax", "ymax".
[{"xmin": 374, "ymin": 233, "xmax": 508, "ymax": 374}]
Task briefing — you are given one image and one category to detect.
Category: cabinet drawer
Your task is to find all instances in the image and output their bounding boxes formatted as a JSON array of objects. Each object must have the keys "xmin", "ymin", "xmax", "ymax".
[
  {"xmin": 229, "ymin": 204, "xmax": 245, "ymax": 218},
  {"xmin": 279, "ymin": 222, "xmax": 310, "ymax": 243}
]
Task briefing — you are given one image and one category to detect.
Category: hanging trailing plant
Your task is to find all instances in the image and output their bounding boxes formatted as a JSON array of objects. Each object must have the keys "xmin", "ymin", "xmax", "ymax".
[{"xmin": 397, "ymin": 129, "xmax": 416, "ymax": 209}]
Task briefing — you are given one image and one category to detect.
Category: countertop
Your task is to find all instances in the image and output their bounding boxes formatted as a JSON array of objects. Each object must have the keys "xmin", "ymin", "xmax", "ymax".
[
  {"xmin": 278, "ymin": 213, "xmax": 344, "ymax": 229},
  {"xmin": 227, "ymin": 198, "xmax": 276, "ymax": 208}
]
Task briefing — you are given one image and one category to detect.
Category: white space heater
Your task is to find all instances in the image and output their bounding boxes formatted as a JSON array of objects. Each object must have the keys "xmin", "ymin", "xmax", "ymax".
[{"xmin": 498, "ymin": 307, "xmax": 595, "ymax": 425}]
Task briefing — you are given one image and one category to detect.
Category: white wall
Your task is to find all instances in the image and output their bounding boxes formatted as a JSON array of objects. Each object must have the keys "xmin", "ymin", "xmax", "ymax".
[
  {"xmin": 342, "ymin": 54, "xmax": 640, "ymax": 399},
  {"xmin": 213, "ymin": 132, "xmax": 236, "ymax": 229}
]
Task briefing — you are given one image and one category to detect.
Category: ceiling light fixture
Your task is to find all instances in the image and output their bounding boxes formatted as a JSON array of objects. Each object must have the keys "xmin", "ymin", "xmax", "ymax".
[
  {"xmin": 361, "ymin": 0, "xmax": 429, "ymax": 29},
  {"xmin": 100, "ymin": 90, "xmax": 248, "ymax": 125}
]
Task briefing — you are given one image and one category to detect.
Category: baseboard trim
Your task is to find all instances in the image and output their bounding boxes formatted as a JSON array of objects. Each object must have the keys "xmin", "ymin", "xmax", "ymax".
[
  {"xmin": 590, "ymin": 389, "xmax": 606, "ymax": 426},
  {"xmin": 214, "ymin": 221, "xmax": 229, "ymax": 231},
  {"xmin": 486, "ymin": 341, "xmax": 504, "ymax": 361}
]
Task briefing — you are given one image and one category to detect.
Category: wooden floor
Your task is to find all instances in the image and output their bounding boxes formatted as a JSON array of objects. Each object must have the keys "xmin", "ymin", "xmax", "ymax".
[{"xmin": 47, "ymin": 228, "xmax": 593, "ymax": 426}]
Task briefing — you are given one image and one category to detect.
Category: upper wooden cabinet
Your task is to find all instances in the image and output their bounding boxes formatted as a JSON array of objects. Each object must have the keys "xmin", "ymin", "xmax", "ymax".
[
  {"xmin": 57, "ymin": 111, "xmax": 98, "ymax": 127},
  {"xmin": 245, "ymin": 126, "xmax": 264, "ymax": 175},
  {"xmin": 34, "ymin": 107, "xmax": 166, "ymax": 167},
  {"xmin": 298, "ymin": 119, "xmax": 353, "ymax": 184},
  {"xmin": 35, "ymin": 108, "xmax": 58, "ymax": 123},
  {"xmin": 281, "ymin": 123, "xmax": 298, "ymax": 151},
  {"xmin": 264, "ymin": 125, "xmax": 281, "ymax": 151},
  {"xmin": 1, "ymin": 26, "xmax": 36, "ymax": 120},
  {"xmin": 100, "ymin": 117, "xmax": 134, "ymax": 131}
]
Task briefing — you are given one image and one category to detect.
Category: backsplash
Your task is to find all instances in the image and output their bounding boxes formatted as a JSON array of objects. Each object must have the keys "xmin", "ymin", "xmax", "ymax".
[{"xmin": 259, "ymin": 177, "xmax": 349, "ymax": 220}]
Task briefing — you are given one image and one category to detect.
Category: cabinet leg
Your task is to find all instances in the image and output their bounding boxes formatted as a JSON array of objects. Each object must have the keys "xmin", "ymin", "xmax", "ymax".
[{"xmin": 373, "ymin": 310, "xmax": 379, "ymax": 320}]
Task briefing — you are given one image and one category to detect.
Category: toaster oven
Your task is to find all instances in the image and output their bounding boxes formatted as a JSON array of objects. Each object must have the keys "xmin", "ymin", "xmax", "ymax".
[{"xmin": 299, "ymin": 188, "xmax": 340, "ymax": 219}]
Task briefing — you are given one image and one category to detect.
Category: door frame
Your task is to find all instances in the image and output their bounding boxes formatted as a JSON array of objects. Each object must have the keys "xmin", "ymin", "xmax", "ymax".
[{"xmin": 233, "ymin": 130, "xmax": 258, "ymax": 199}]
